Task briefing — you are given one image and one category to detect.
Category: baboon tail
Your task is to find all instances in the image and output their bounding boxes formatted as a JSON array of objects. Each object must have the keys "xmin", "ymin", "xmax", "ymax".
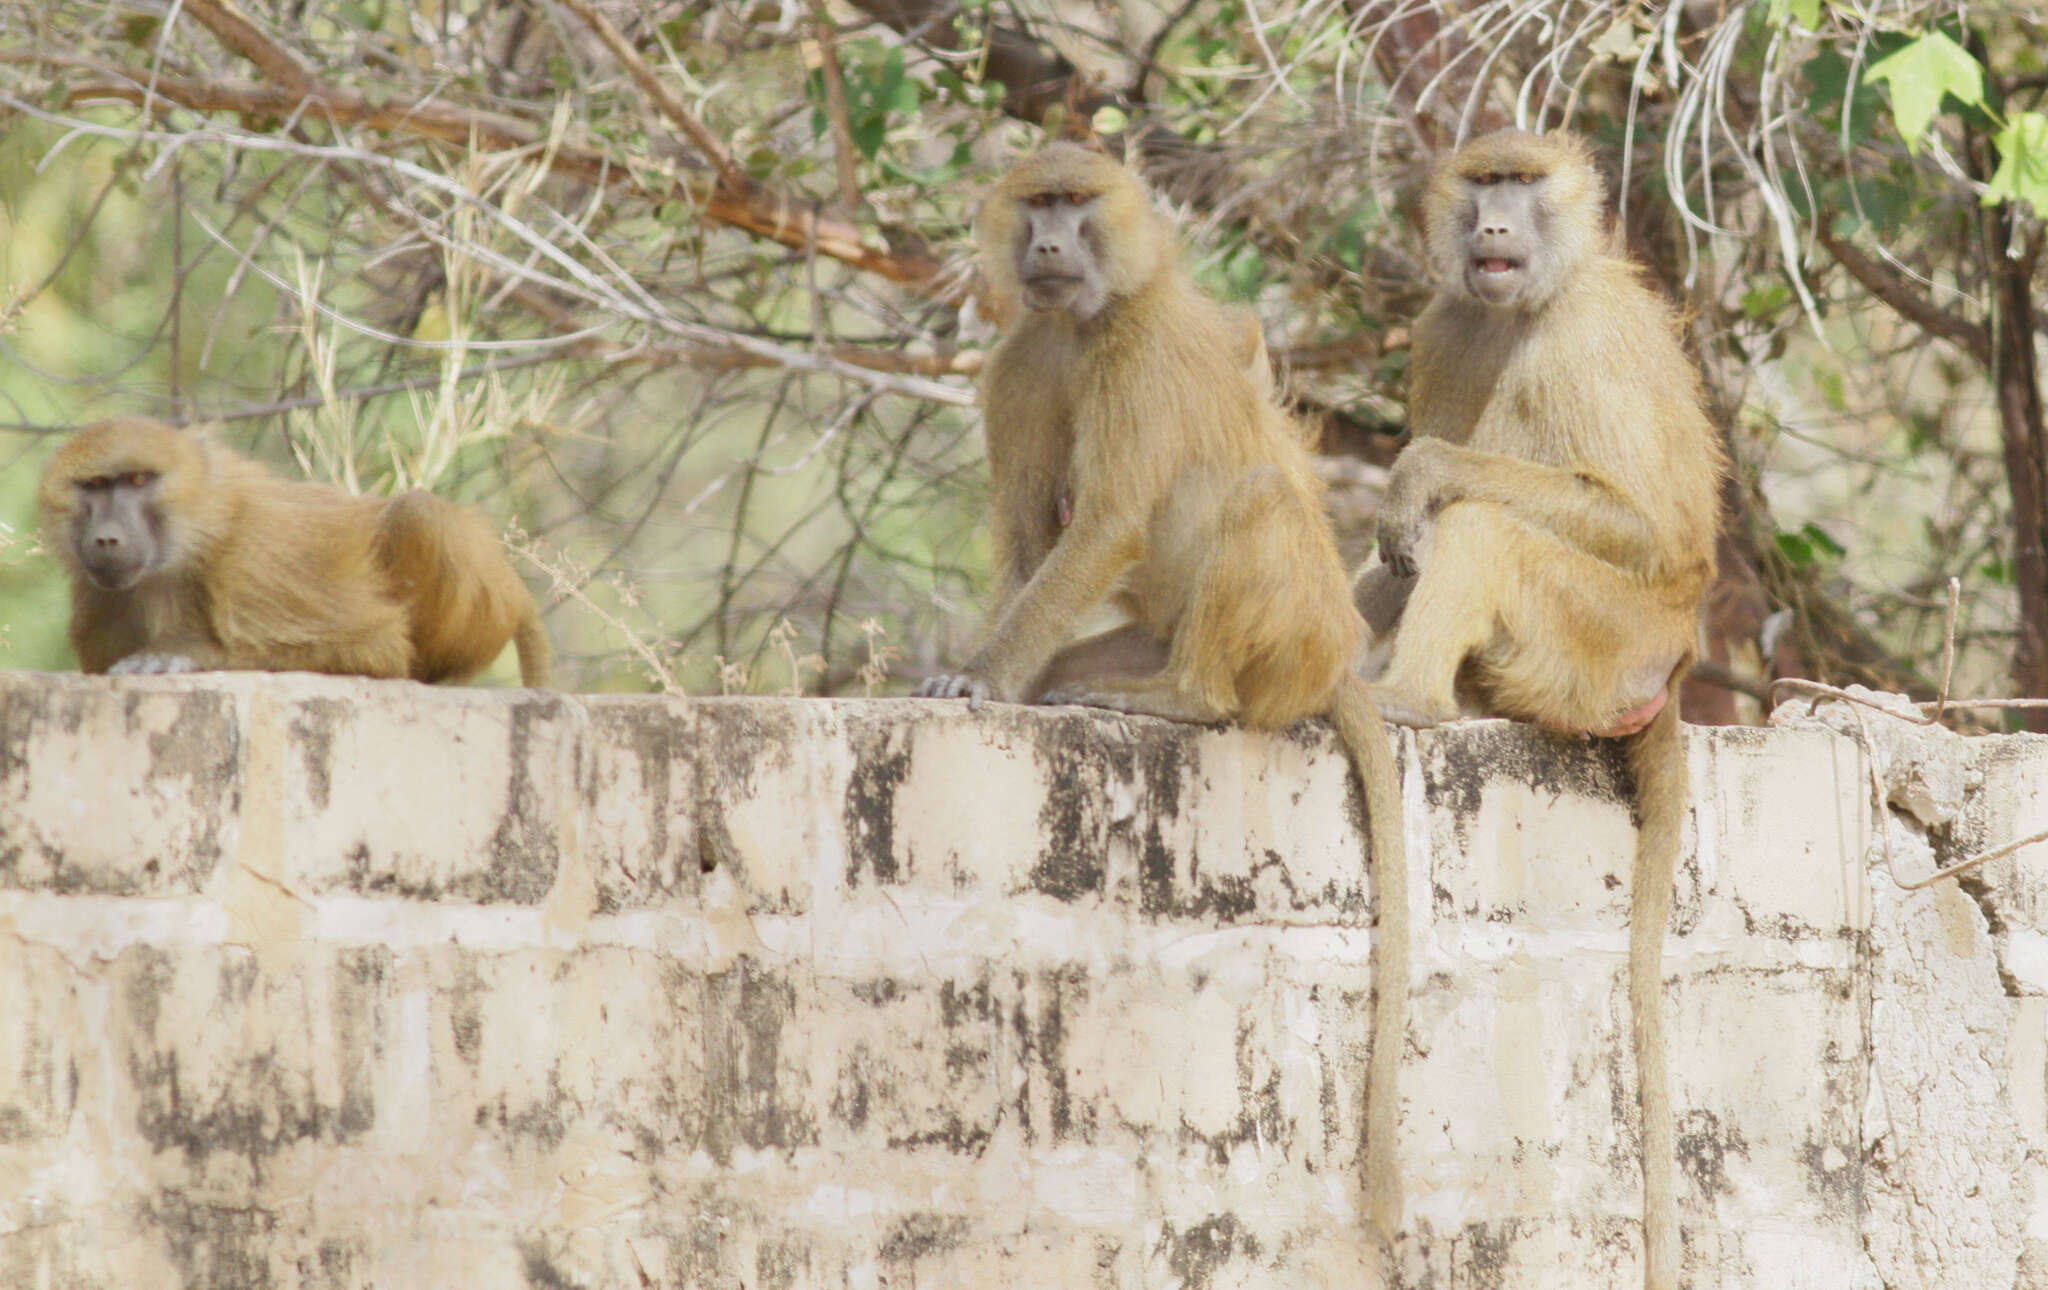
[
  {"xmin": 514, "ymin": 611, "xmax": 554, "ymax": 689},
  {"xmin": 1626, "ymin": 673, "xmax": 1688, "ymax": 1290},
  {"xmin": 1330, "ymin": 675, "xmax": 1408, "ymax": 1245}
]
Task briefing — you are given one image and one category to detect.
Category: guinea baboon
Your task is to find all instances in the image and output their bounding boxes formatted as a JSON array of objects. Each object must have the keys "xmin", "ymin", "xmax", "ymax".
[
  {"xmin": 920, "ymin": 143, "xmax": 1411, "ymax": 1239},
  {"xmin": 1359, "ymin": 128, "xmax": 1726, "ymax": 1290},
  {"xmin": 41, "ymin": 417, "xmax": 551, "ymax": 686}
]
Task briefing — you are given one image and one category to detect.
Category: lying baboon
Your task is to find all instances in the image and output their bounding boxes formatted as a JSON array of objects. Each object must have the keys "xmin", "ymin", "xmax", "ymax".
[{"xmin": 41, "ymin": 417, "xmax": 551, "ymax": 686}]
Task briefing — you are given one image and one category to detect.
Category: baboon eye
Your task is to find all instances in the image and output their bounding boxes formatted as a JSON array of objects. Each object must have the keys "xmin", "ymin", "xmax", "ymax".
[
  {"xmin": 1514, "ymin": 172, "xmax": 1538, "ymax": 184},
  {"xmin": 124, "ymin": 471, "xmax": 155, "ymax": 488},
  {"xmin": 1066, "ymin": 191, "xmax": 1089, "ymax": 205}
]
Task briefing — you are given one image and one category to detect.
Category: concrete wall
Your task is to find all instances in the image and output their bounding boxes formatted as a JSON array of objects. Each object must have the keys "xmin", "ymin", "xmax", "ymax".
[{"xmin": 0, "ymin": 669, "xmax": 2044, "ymax": 1289}]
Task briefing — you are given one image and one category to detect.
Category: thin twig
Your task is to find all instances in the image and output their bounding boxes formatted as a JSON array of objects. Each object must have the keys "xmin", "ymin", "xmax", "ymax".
[
  {"xmin": 507, "ymin": 534, "xmax": 687, "ymax": 698},
  {"xmin": 175, "ymin": 0, "xmax": 315, "ymax": 94},
  {"xmin": 1768, "ymin": 671, "xmax": 2048, "ymax": 890},
  {"xmin": 49, "ymin": 64, "xmax": 942, "ymax": 290},
  {"xmin": 1933, "ymin": 575, "xmax": 1960, "ymax": 723},
  {"xmin": 1690, "ymin": 658, "xmax": 1772, "ymax": 702},
  {"xmin": 809, "ymin": 1, "xmax": 864, "ymax": 217},
  {"xmin": 1817, "ymin": 227, "xmax": 1993, "ymax": 367},
  {"xmin": 550, "ymin": 0, "xmax": 743, "ymax": 189}
]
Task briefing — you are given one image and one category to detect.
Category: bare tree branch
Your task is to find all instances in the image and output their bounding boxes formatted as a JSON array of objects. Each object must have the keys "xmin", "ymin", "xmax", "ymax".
[
  {"xmin": 176, "ymin": 0, "xmax": 316, "ymax": 95},
  {"xmin": 809, "ymin": 1, "xmax": 865, "ymax": 216},
  {"xmin": 845, "ymin": 0, "xmax": 1124, "ymax": 127},
  {"xmin": 48, "ymin": 63, "xmax": 946, "ymax": 292},
  {"xmin": 1816, "ymin": 227, "xmax": 1992, "ymax": 367},
  {"xmin": 551, "ymin": 0, "xmax": 744, "ymax": 189}
]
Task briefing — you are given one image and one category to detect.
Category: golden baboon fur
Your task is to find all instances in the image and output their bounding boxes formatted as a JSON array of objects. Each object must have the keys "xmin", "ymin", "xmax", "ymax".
[
  {"xmin": 930, "ymin": 144, "xmax": 1411, "ymax": 1238},
  {"xmin": 41, "ymin": 417, "xmax": 551, "ymax": 686},
  {"xmin": 1369, "ymin": 128, "xmax": 1727, "ymax": 1290}
]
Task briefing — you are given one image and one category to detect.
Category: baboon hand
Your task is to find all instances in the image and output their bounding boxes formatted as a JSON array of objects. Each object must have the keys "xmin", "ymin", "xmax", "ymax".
[
  {"xmin": 1377, "ymin": 521, "xmax": 1425, "ymax": 578},
  {"xmin": 1037, "ymin": 682, "xmax": 1131, "ymax": 711},
  {"xmin": 1375, "ymin": 507, "xmax": 1435, "ymax": 579},
  {"xmin": 916, "ymin": 670, "xmax": 998, "ymax": 711},
  {"xmin": 108, "ymin": 652, "xmax": 202, "ymax": 676},
  {"xmin": 1365, "ymin": 682, "xmax": 1459, "ymax": 729},
  {"xmin": 1376, "ymin": 441, "xmax": 1449, "ymax": 578}
]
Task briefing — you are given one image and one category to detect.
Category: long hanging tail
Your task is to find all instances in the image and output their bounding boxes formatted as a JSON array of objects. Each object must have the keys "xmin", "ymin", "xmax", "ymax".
[
  {"xmin": 514, "ymin": 611, "xmax": 554, "ymax": 688},
  {"xmin": 1627, "ymin": 684, "xmax": 1687, "ymax": 1289},
  {"xmin": 1330, "ymin": 675, "xmax": 1408, "ymax": 1243}
]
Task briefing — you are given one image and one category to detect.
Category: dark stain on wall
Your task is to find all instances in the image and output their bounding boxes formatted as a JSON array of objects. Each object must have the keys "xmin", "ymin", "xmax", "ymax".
[
  {"xmin": 1799, "ymin": 1126, "xmax": 1864, "ymax": 1222},
  {"xmin": 288, "ymin": 699, "xmax": 344, "ymax": 813},
  {"xmin": 0, "ymin": 970, "xmax": 77, "ymax": 1147},
  {"xmin": 1031, "ymin": 713, "xmax": 1136, "ymax": 899},
  {"xmin": 1425, "ymin": 724, "xmax": 1629, "ymax": 839},
  {"xmin": 121, "ymin": 945, "xmax": 391, "ymax": 1170},
  {"xmin": 518, "ymin": 1237, "xmax": 589, "ymax": 1290},
  {"xmin": 448, "ymin": 956, "xmax": 487, "ymax": 1068},
  {"xmin": 331, "ymin": 948, "xmax": 387, "ymax": 1140},
  {"xmin": 293, "ymin": 1238, "xmax": 357, "ymax": 1290},
  {"xmin": 147, "ymin": 1193, "xmax": 278, "ymax": 1290},
  {"xmin": 697, "ymin": 701, "xmax": 805, "ymax": 908},
  {"xmin": 699, "ymin": 958, "xmax": 814, "ymax": 1163},
  {"xmin": 499, "ymin": 1066, "xmax": 573, "ymax": 1150},
  {"xmin": 0, "ymin": 685, "xmax": 238, "ymax": 894},
  {"xmin": 1163, "ymin": 1214, "xmax": 1257, "ymax": 1290},
  {"xmin": 136, "ymin": 689, "xmax": 242, "ymax": 860},
  {"xmin": 754, "ymin": 1235, "xmax": 808, "ymax": 1290},
  {"xmin": 660, "ymin": 1196, "xmax": 751, "ymax": 1290},
  {"xmin": 476, "ymin": 699, "xmax": 563, "ymax": 903},
  {"xmin": 1038, "ymin": 967, "xmax": 1076, "ymax": 1141},
  {"xmin": 844, "ymin": 723, "xmax": 913, "ymax": 887},
  {"xmin": 879, "ymin": 1212, "xmax": 969, "ymax": 1264},
  {"xmin": 830, "ymin": 1041, "xmax": 875, "ymax": 1130},
  {"xmin": 1676, "ymin": 1107, "xmax": 1747, "ymax": 1201},
  {"xmin": 589, "ymin": 702, "xmax": 691, "ymax": 911}
]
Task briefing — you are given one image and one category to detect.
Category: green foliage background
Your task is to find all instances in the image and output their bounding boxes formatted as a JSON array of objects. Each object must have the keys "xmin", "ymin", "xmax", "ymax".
[{"xmin": 1, "ymin": 0, "xmax": 2043, "ymax": 715}]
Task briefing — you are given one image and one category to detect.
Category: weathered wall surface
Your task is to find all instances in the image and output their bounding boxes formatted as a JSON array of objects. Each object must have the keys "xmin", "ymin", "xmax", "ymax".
[{"xmin": 0, "ymin": 670, "xmax": 2043, "ymax": 1290}]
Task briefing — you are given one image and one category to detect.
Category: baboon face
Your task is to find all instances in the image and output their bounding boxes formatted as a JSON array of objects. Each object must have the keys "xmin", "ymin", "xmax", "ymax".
[
  {"xmin": 981, "ymin": 143, "xmax": 1161, "ymax": 323},
  {"xmin": 65, "ymin": 470, "xmax": 165, "ymax": 590},
  {"xmin": 1459, "ymin": 170, "xmax": 1553, "ymax": 307},
  {"xmin": 1013, "ymin": 185, "xmax": 1111, "ymax": 318},
  {"xmin": 1425, "ymin": 129, "xmax": 1604, "ymax": 313}
]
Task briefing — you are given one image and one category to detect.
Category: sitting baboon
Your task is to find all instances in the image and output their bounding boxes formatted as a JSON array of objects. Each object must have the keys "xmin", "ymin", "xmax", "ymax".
[
  {"xmin": 1360, "ymin": 128, "xmax": 1727, "ymax": 1290},
  {"xmin": 921, "ymin": 143, "xmax": 1412, "ymax": 1239}
]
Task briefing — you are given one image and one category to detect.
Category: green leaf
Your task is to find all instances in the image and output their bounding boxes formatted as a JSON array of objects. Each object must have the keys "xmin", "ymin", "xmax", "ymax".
[
  {"xmin": 878, "ymin": 48, "xmax": 917, "ymax": 114},
  {"xmin": 1862, "ymin": 31, "xmax": 1984, "ymax": 150},
  {"xmin": 1985, "ymin": 112, "xmax": 2048, "ymax": 211},
  {"xmin": 1768, "ymin": 0, "xmax": 1822, "ymax": 31},
  {"xmin": 1741, "ymin": 280, "xmax": 1792, "ymax": 319},
  {"xmin": 1776, "ymin": 524, "xmax": 1843, "ymax": 567},
  {"xmin": 1799, "ymin": 521, "xmax": 1846, "ymax": 559},
  {"xmin": 1220, "ymin": 244, "xmax": 1265, "ymax": 300},
  {"xmin": 1803, "ymin": 47, "xmax": 1883, "ymax": 144},
  {"xmin": 1816, "ymin": 367, "xmax": 1847, "ymax": 412},
  {"xmin": 1776, "ymin": 532, "xmax": 1815, "ymax": 567}
]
